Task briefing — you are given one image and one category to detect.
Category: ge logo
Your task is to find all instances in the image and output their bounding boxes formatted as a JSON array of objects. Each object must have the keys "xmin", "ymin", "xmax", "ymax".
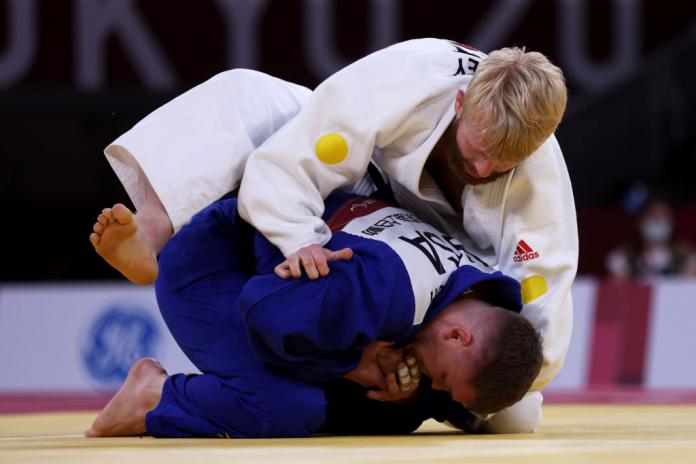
[{"xmin": 83, "ymin": 305, "xmax": 159, "ymax": 385}]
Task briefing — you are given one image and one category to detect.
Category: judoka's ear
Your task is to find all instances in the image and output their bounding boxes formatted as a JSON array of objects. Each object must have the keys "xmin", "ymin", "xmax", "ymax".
[
  {"xmin": 455, "ymin": 89, "xmax": 466, "ymax": 114},
  {"xmin": 444, "ymin": 327, "xmax": 472, "ymax": 348}
]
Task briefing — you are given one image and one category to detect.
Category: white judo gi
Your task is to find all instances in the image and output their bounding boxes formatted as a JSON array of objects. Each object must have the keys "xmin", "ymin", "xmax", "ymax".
[{"xmin": 104, "ymin": 38, "xmax": 578, "ymax": 433}]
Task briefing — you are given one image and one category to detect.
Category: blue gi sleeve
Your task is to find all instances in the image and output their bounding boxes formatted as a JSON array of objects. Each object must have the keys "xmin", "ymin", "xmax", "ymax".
[
  {"xmin": 318, "ymin": 377, "xmax": 479, "ymax": 435},
  {"xmin": 238, "ymin": 232, "xmax": 416, "ymax": 383}
]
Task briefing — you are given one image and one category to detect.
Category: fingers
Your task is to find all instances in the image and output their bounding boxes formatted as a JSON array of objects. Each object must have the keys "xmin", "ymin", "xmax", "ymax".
[
  {"xmin": 309, "ymin": 247, "xmax": 330, "ymax": 278},
  {"xmin": 397, "ymin": 363, "xmax": 412, "ymax": 391},
  {"xmin": 406, "ymin": 355, "xmax": 421, "ymax": 383},
  {"xmin": 274, "ymin": 262, "xmax": 292, "ymax": 279},
  {"xmin": 327, "ymin": 247, "xmax": 353, "ymax": 262},
  {"xmin": 277, "ymin": 245, "xmax": 352, "ymax": 280},
  {"xmin": 300, "ymin": 253, "xmax": 319, "ymax": 280},
  {"xmin": 305, "ymin": 246, "xmax": 352, "ymax": 279},
  {"xmin": 367, "ymin": 373, "xmax": 399, "ymax": 402},
  {"xmin": 274, "ymin": 254, "xmax": 313, "ymax": 280},
  {"xmin": 386, "ymin": 372, "xmax": 400, "ymax": 395},
  {"xmin": 398, "ymin": 360, "xmax": 420, "ymax": 392},
  {"xmin": 274, "ymin": 251, "xmax": 318, "ymax": 280},
  {"xmin": 286, "ymin": 254, "xmax": 303, "ymax": 279},
  {"xmin": 366, "ymin": 359, "xmax": 421, "ymax": 402},
  {"xmin": 366, "ymin": 369, "xmax": 419, "ymax": 402}
]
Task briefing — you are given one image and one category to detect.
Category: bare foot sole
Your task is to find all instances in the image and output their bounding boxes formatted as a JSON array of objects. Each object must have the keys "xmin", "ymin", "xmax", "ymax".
[
  {"xmin": 90, "ymin": 204, "xmax": 159, "ymax": 285},
  {"xmin": 85, "ymin": 358, "xmax": 167, "ymax": 437}
]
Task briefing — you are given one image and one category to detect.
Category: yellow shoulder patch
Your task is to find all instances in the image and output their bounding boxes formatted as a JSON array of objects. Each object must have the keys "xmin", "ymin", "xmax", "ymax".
[
  {"xmin": 315, "ymin": 133, "xmax": 349, "ymax": 165},
  {"xmin": 520, "ymin": 275, "xmax": 548, "ymax": 304}
]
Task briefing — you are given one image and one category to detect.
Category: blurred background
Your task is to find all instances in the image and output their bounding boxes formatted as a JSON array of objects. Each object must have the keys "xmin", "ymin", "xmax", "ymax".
[{"xmin": 0, "ymin": 0, "xmax": 695, "ymax": 409}]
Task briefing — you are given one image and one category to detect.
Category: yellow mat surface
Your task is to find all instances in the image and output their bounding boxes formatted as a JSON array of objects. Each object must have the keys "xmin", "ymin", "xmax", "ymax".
[{"xmin": 1, "ymin": 405, "xmax": 695, "ymax": 463}]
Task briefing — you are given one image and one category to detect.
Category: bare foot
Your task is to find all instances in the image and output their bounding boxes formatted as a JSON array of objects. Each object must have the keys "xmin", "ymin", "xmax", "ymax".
[
  {"xmin": 90, "ymin": 203, "xmax": 159, "ymax": 285},
  {"xmin": 85, "ymin": 358, "xmax": 167, "ymax": 437}
]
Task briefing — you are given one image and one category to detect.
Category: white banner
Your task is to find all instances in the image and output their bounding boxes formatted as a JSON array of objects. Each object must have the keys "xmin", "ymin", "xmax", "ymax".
[
  {"xmin": 1, "ymin": 278, "xmax": 695, "ymax": 392},
  {"xmin": 0, "ymin": 283, "xmax": 196, "ymax": 391}
]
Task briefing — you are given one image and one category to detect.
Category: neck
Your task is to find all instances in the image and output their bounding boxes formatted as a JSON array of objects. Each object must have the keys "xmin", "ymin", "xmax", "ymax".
[{"xmin": 425, "ymin": 153, "xmax": 464, "ymax": 214}]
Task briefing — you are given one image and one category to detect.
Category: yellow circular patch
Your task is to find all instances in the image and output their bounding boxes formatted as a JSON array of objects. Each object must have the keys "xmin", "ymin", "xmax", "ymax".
[
  {"xmin": 520, "ymin": 275, "xmax": 548, "ymax": 304},
  {"xmin": 315, "ymin": 133, "xmax": 349, "ymax": 165}
]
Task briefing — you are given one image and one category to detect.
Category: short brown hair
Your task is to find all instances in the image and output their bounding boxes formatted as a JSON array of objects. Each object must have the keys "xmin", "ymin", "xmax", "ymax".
[{"xmin": 466, "ymin": 310, "xmax": 543, "ymax": 416}]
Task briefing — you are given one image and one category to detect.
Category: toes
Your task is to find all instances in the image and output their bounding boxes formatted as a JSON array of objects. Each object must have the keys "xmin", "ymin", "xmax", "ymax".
[
  {"xmin": 97, "ymin": 214, "xmax": 108, "ymax": 226},
  {"xmin": 112, "ymin": 203, "xmax": 134, "ymax": 225},
  {"xmin": 90, "ymin": 233, "xmax": 101, "ymax": 246},
  {"xmin": 102, "ymin": 208, "xmax": 115, "ymax": 224},
  {"xmin": 93, "ymin": 222, "xmax": 104, "ymax": 234}
]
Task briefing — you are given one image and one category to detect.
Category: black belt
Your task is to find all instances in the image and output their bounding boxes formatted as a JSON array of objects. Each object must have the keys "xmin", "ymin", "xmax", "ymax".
[{"xmin": 366, "ymin": 162, "xmax": 397, "ymax": 205}]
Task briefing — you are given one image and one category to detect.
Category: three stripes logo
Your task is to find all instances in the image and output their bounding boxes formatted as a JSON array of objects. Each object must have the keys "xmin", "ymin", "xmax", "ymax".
[{"xmin": 513, "ymin": 240, "xmax": 540, "ymax": 263}]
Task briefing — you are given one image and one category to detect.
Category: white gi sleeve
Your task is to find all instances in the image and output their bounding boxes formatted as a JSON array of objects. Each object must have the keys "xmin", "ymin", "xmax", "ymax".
[
  {"xmin": 481, "ymin": 392, "xmax": 544, "ymax": 433},
  {"xmin": 238, "ymin": 39, "xmax": 469, "ymax": 256},
  {"xmin": 457, "ymin": 136, "xmax": 576, "ymax": 434},
  {"xmin": 496, "ymin": 136, "xmax": 579, "ymax": 391}
]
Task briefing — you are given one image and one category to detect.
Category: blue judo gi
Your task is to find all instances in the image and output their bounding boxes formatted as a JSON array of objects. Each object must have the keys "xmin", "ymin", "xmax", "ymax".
[{"xmin": 148, "ymin": 192, "xmax": 522, "ymax": 438}]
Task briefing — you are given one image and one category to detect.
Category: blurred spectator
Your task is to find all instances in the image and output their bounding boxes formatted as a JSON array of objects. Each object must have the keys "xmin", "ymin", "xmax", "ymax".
[{"xmin": 606, "ymin": 199, "xmax": 696, "ymax": 279}]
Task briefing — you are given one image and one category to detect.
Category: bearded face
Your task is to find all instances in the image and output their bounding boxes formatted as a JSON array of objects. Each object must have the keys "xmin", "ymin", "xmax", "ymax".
[{"xmin": 437, "ymin": 116, "xmax": 515, "ymax": 186}]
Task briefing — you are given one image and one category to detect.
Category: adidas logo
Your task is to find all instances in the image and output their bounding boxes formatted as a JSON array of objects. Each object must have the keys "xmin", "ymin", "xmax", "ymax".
[{"xmin": 513, "ymin": 240, "xmax": 540, "ymax": 263}]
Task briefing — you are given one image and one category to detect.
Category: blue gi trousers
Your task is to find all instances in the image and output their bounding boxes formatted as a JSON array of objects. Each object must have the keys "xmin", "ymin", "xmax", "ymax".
[{"xmin": 146, "ymin": 197, "xmax": 327, "ymax": 438}]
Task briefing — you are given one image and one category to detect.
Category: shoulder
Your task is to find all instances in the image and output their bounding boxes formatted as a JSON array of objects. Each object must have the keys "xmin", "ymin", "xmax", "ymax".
[{"xmin": 322, "ymin": 38, "xmax": 484, "ymax": 88}]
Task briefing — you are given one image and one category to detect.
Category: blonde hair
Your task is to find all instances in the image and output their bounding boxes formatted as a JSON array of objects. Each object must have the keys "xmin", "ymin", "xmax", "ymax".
[{"xmin": 461, "ymin": 47, "xmax": 567, "ymax": 163}]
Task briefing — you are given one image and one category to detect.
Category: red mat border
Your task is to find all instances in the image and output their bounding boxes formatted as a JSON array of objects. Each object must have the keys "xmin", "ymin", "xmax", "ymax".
[{"xmin": 0, "ymin": 392, "xmax": 114, "ymax": 414}]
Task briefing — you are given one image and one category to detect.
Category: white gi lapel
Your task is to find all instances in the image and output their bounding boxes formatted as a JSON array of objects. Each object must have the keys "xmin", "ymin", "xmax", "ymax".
[{"xmin": 460, "ymin": 171, "xmax": 513, "ymax": 268}]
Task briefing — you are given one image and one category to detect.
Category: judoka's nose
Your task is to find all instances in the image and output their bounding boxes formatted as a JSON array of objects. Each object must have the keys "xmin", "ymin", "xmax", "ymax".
[{"xmin": 472, "ymin": 159, "xmax": 495, "ymax": 177}]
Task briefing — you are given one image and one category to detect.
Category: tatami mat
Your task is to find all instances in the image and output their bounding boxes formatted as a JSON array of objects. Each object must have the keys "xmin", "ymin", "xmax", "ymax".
[{"xmin": 1, "ymin": 405, "xmax": 695, "ymax": 463}]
